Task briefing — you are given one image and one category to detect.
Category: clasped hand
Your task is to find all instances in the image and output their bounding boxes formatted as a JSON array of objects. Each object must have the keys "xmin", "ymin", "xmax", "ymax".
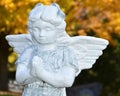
[{"xmin": 30, "ymin": 56, "xmax": 44, "ymax": 77}]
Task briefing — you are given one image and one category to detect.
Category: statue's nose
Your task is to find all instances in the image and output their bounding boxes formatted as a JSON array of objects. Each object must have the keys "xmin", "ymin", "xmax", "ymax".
[{"xmin": 39, "ymin": 30, "xmax": 45, "ymax": 36}]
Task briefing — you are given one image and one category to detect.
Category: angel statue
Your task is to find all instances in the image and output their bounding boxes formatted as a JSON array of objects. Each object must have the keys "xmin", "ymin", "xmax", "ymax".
[{"xmin": 6, "ymin": 3, "xmax": 109, "ymax": 96}]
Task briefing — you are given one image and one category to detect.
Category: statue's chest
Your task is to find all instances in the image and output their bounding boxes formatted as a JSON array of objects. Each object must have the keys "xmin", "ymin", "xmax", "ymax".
[{"xmin": 35, "ymin": 49, "xmax": 65, "ymax": 72}]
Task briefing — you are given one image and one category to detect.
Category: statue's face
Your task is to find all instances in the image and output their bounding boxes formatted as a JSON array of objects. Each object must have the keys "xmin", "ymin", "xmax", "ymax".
[{"xmin": 29, "ymin": 20, "xmax": 57, "ymax": 44}]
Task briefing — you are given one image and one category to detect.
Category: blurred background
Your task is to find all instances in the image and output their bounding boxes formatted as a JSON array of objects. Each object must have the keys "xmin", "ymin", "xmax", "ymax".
[{"xmin": 0, "ymin": 0, "xmax": 120, "ymax": 96}]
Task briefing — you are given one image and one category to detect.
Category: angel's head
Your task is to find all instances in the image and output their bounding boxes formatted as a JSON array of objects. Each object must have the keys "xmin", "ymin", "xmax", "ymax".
[{"xmin": 27, "ymin": 3, "xmax": 68, "ymax": 44}]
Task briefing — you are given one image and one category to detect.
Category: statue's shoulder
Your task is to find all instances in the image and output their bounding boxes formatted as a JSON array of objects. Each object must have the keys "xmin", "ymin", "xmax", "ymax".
[
  {"xmin": 16, "ymin": 45, "xmax": 36, "ymax": 64},
  {"xmin": 20, "ymin": 45, "xmax": 37, "ymax": 56},
  {"xmin": 62, "ymin": 46, "xmax": 74, "ymax": 52}
]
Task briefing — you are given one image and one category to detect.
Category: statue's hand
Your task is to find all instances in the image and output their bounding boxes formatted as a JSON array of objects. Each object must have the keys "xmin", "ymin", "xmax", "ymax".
[{"xmin": 31, "ymin": 56, "xmax": 43, "ymax": 77}]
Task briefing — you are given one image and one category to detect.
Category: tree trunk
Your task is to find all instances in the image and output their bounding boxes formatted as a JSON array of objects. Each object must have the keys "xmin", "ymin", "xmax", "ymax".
[{"xmin": 0, "ymin": 32, "xmax": 10, "ymax": 90}]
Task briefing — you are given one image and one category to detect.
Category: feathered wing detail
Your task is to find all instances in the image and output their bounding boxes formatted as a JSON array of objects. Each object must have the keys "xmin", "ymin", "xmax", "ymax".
[
  {"xmin": 70, "ymin": 36, "xmax": 109, "ymax": 76},
  {"xmin": 6, "ymin": 34, "xmax": 33, "ymax": 56}
]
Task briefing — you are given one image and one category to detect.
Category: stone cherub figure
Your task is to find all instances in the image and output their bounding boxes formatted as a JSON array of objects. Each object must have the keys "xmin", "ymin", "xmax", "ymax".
[{"xmin": 6, "ymin": 3, "xmax": 108, "ymax": 96}]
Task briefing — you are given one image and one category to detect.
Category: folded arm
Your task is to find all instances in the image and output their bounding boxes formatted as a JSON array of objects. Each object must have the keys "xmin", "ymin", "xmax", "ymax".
[
  {"xmin": 16, "ymin": 63, "xmax": 39, "ymax": 85},
  {"xmin": 37, "ymin": 66, "xmax": 76, "ymax": 88},
  {"xmin": 16, "ymin": 47, "xmax": 39, "ymax": 85},
  {"xmin": 31, "ymin": 56, "xmax": 76, "ymax": 88}
]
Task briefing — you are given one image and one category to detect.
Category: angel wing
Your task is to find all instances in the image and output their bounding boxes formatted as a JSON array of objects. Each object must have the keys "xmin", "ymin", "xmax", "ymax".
[
  {"xmin": 6, "ymin": 34, "xmax": 33, "ymax": 56},
  {"xmin": 69, "ymin": 36, "xmax": 109, "ymax": 76}
]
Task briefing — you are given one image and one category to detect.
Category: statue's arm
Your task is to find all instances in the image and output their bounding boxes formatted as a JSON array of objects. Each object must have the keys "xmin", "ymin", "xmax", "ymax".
[
  {"xmin": 16, "ymin": 47, "xmax": 38, "ymax": 85},
  {"xmin": 31, "ymin": 56, "xmax": 76, "ymax": 88},
  {"xmin": 16, "ymin": 62, "xmax": 34, "ymax": 85},
  {"xmin": 38, "ymin": 66, "xmax": 76, "ymax": 88}
]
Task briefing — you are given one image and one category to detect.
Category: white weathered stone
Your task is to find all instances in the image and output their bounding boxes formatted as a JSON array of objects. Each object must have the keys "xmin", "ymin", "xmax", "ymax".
[{"xmin": 6, "ymin": 3, "xmax": 109, "ymax": 96}]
